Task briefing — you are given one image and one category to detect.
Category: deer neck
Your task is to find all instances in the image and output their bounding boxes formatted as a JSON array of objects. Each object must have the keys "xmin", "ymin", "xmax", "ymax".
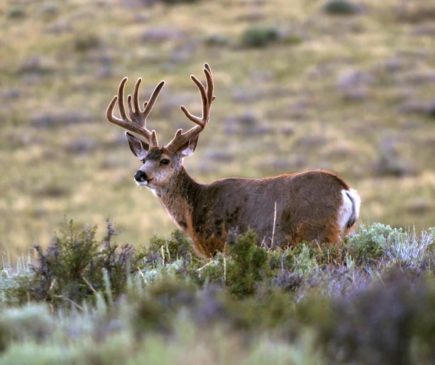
[{"xmin": 157, "ymin": 167, "xmax": 202, "ymax": 231}]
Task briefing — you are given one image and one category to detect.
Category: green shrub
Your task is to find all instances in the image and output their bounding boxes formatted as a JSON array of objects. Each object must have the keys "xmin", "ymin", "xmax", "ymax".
[
  {"xmin": 74, "ymin": 33, "xmax": 100, "ymax": 52},
  {"xmin": 7, "ymin": 7, "xmax": 26, "ymax": 19},
  {"xmin": 3, "ymin": 274, "xmax": 34, "ymax": 306},
  {"xmin": 148, "ymin": 230, "xmax": 193, "ymax": 264},
  {"xmin": 195, "ymin": 254, "xmax": 226, "ymax": 285},
  {"xmin": 323, "ymin": 0, "xmax": 359, "ymax": 15},
  {"xmin": 291, "ymin": 244, "xmax": 319, "ymax": 276},
  {"xmin": 241, "ymin": 27, "xmax": 279, "ymax": 48},
  {"xmin": 346, "ymin": 223, "xmax": 398, "ymax": 264},
  {"xmin": 5, "ymin": 220, "xmax": 145, "ymax": 307},
  {"xmin": 226, "ymin": 231, "xmax": 270, "ymax": 297},
  {"xmin": 191, "ymin": 231, "xmax": 271, "ymax": 296}
]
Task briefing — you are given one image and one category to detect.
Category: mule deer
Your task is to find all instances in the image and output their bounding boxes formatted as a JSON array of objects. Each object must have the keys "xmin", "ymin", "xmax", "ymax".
[{"xmin": 106, "ymin": 64, "xmax": 361, "ymax": 257}]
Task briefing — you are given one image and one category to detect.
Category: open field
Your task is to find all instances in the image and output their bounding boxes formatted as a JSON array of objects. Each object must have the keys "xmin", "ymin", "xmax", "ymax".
[{"xmin": 0, "ymin": 0, "xmax": 434, "ymax": 252}]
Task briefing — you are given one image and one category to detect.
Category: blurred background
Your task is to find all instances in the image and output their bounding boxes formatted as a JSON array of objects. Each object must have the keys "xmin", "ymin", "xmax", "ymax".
[{"xmin": 0, "ymin": 0, "xmax": 434, "ymax": 253}]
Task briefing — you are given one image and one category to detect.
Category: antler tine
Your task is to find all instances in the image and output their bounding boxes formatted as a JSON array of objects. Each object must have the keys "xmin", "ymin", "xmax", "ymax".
[
  {"xmin": 166, "ymin": 64, "xmax": 215, "ymax": 153},
  {"xmin": 117, "ymin": 77, "xmax": 128, "ymax": 120},
  {"xmin": 133, "ymin": 78, "xmax": 141, "ymax": 114},
  {"xmin": 143, "ymin": 81, "xmax": 165, "ymax": 119},
  {"xmin": 106, "ymin": 77, "xmax": 165, "ymax": 147},
  {"xmin": 204, "ymin": 63, "xmax": 215, "ymax": 103}
]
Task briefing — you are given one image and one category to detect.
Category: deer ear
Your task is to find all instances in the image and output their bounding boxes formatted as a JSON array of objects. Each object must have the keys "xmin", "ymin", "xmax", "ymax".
[
  {"xmin": 126, "ymin": 132, "xmax": 149, "ymax": 160},
  {"xmin": 179, "ymin": 137, "xmax": 198, "ymax": 157}
]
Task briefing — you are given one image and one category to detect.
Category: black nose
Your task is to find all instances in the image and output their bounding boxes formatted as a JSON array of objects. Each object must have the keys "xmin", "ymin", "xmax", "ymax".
[{"xmin": 134, "ymin": 170, "xmax": 148, "ymax": 182}]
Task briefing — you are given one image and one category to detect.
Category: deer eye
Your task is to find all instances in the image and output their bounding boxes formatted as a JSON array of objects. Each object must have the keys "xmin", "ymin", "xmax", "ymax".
[{"xmin": 160, "ymin": 158, "xmax": 170, "ymax": 166}]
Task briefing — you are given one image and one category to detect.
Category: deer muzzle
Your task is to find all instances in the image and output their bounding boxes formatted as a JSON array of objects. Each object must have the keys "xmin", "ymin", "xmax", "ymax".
[{"xmin": 134, "ymin": 170, "xmax": 150, "ymax": 184}]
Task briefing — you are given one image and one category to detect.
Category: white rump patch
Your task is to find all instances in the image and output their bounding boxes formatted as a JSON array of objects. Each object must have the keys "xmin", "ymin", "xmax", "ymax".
[{"xmin": 338, "ymin": 189, "xmax": 361, "ymax": 233}]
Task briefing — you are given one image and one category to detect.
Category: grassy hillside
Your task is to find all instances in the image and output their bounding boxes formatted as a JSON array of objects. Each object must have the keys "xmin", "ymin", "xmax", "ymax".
[
  {"xmin": 0, "ymin": 0, "xmax": 434, "ymax": 252},
  {"xmin": 1, "ymin": 2, "xmax": 434, "ymax": 362}
]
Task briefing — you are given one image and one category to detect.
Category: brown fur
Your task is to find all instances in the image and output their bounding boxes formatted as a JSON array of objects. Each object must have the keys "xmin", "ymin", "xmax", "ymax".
[{"xmin": 157, "ymin": 167, "xmax": 352, "ymax": 257}]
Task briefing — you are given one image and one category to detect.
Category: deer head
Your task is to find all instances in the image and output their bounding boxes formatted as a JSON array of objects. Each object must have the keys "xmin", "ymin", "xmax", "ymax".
[{"xmin": 106, "ymin": 64, "xmax": 215, "ymax": 191}]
